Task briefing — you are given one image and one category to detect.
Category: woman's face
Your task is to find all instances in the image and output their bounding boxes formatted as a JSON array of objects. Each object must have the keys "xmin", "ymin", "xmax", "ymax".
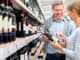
[{"xmin": 68, "ymin": 9, "xmax": 77, "ymax": 22}]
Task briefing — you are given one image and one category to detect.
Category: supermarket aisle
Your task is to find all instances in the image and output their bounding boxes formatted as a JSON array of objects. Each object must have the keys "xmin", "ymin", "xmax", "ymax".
[
  {"xmin": 0, "ymin": 0, "xmax": 45, "ymax": 60},
  {"xmin": 0, "ymin": 0, "xmax": 78, "ymax": 60}
]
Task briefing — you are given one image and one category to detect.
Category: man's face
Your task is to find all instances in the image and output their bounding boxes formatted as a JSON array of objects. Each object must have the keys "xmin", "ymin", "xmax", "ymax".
[{"xmin": 53, "ymin": 5, "xmax": 64, "ymax": 20}]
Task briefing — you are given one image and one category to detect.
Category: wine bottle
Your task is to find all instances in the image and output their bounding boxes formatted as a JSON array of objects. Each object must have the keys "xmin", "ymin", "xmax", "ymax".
[
  {"xmin": 15, "ymin": 11, "xmax": 22, "ymax": 37},
  {"xmin": 2, "ymin": 12, "xmax": 8, "ymax": 43},
  {"xmin": 0, "ymin": 3, "xmax": 5, "ymax": 11},
  {"xmin": 21, "ymin": 19, "xmax": 26, "ymax": 37},
  {"xmin": 8, "ymin": 13, "xmax": 12, "ymax": 42},
  {"xmin": 0, "ymin": 11, "xmax": 3, "ymax": 44},
  {"xmin": 12, "ymin": 14, "xmax": 16, "ymax": 41},
  {"xmin": 17, "ymin": 20, "xmax": 25, "ymax": 38}
]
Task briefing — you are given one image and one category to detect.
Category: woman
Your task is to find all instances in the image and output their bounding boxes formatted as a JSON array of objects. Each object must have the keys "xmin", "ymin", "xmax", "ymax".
[{"xmin": 51, "ymin": 1, "xmax": 80, "ymax": 60}]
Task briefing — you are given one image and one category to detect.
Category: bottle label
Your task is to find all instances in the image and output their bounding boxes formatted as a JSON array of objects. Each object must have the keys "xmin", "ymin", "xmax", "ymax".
[
  {"xmin": 12, "ymin": 17, "xmax": 16, "ymax": 31},
  {"xmin": 9, "ymin": 17, "xmax": 12, "ymax": 32},
  {"xmin": 19, "ymin": 22, "xmax": 21, "ymax": 31},
  {"xmin": 3, "ymin": 16, "xmax": 8, "ymax": 32}
]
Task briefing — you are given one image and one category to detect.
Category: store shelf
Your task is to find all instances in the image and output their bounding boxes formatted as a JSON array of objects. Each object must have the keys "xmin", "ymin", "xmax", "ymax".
[
  {"xmin": 31, "ymin": 42, "xmax": 45, "ymax": 60},
  {"xmin": 11, "ymin": 0, "xmax": 44, "ymax": 25},
  {"xmin": 0, "ymin": 33, "xmax": 41, "ymax": 60},
  {"xmin": 36, "ymin": 0, "xmax": 46, "ymax": 21}
]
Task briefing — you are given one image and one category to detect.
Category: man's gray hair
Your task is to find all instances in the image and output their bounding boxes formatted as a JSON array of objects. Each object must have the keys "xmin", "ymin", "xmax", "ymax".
[{"xmin": 52, "ymin": 1, "xmax": 64, "ymax": 9}]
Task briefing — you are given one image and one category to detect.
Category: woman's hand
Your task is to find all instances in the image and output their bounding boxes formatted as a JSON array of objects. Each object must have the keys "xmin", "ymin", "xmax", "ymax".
[
  {"xmin": 56, "ymin": 32, "xmax": 66, "ymax": 40},
  {"xmin": 50, "ymin": 41, "xmax": 64, "ymax": 51},
  {"xmin": 56, "ymin": 33, "xmax": 67, "ymax": 47}
]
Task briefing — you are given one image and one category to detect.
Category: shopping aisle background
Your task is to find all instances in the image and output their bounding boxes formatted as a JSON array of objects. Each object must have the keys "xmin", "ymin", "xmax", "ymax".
[
  {"xmin": 37, "ymin": 0, "xmax": 77, "ymax": 20},
  {"xmin": 0, "ymin": 0, "xmax": 79, "ymax": 60}
]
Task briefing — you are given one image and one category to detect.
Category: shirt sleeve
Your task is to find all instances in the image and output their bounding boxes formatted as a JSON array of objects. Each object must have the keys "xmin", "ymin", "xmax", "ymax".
[
  {"xmin": 62, "ymin": 48, "xmax": 75, "ymax": 58},
  {"xmin": 62, "ymin": 28, "xmax": 80, "ymax": 58},
  {"xmin": 68, "ymin": 21, "xmax": 76, "ymax": 36},
  {"xmin": 67, "ymin": 28, "xmax": 78, "ymax": 42}
]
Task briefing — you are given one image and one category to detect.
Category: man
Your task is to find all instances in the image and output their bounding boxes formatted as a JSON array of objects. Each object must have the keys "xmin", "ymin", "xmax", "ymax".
[
  {"xmin": 42, "ymin": 1, "xmax": 75, "ymax": 60},
  {"xmin": 50, "ymin": 1, "xmax": 80, "ymax": 60}
]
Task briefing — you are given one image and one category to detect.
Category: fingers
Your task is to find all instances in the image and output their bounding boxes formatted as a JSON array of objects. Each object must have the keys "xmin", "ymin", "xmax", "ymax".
[
  {"xmin": 50, "ymin": 41, "xmax": 64, "ymax": 50},
  {"xmin": 50, "ymin": 41, "xmax": 57, "ymax": 46},
  {"xmin": 56, "ymin": 33, "xmax": 66, "ymax": 40},
  {"xmin": 50, "ymin": 41, "xmax": 57, "ymax": 48},
  {"xmin": 50, "ymin": 41, "xmax": 55, "ymax": 45},
  {"xmin": 42, "ymin": 35, "xmax": 49, "ymax": 42}
]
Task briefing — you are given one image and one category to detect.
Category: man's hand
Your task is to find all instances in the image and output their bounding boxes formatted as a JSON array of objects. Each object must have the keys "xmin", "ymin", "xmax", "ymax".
[
  {"xmin": 50, "ymin": 41, "xmax": 64, "ymax": 51},
  {"xmin": 42, "ymin": 34, "xmax": 49, "ymax": 42}
]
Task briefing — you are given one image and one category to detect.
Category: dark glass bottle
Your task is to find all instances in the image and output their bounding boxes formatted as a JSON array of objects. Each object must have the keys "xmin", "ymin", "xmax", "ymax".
[
  {"xmin": 2, "ymin": 12, "xmax": 8, "ymax": 43},
  {"xmin": 12, "ymin": 14, "xmax": 16, "ymax": 41},
  {"xmin": 0, "ymin": 11, "xmax": 3, "ymax": 44},
  {"xmin": 8, "ymin": 13, "xmax": 12, "ymax": 42},
  {"xmin": 16, "ymin": 12, "xmax": 25, "ymax": 37},
  {"xmin": 0, "ymin": 3, "xmax": 5, "ymax": 11},
  {"xmin": 8, "ymin": 13, "xmax": 16, "ymax": 42},
  {"xmin": 21, "ymin": 19, "xmax": 26, "ymax": 37},
  {"xmin": 15, "ymin": 11, "xmax": 22, "ymax": 37}
]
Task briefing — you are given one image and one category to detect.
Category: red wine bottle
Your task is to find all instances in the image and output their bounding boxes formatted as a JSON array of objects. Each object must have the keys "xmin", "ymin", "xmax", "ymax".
[
  {"xmin": 0, "ymin": 11, "xmax": 3, "ymax": 44},
  {"xmin": 12, "ymin": 14, "xmax": 16, "ymax": 41},
  {"xmin": 8, "ymin": 13, "xmax": 12, "ymax": 42},
  {"xmin": 16, "ymin": 13, "xmax": 25, "ymax": 37},
  {"xmin": 2, "ymin": 12, "xmax": 8, "ymax": 43}
]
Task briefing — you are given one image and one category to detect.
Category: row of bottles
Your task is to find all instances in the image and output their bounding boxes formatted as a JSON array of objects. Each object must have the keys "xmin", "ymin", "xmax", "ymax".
[
  {"xmin": 6, "ymin": 45, "xmax": 29, "ymax": 60},
  {"xmin": 6, "ymin": 52, "xmax": 20, "ymax": 60},
  {"xmin": 15, "ymin": 10, "xmax": 37, "ymax": 37},
  {"xmin": 0, "ymin": 11, "xmax": 16, "ymax": 44},
  {"xmin": 0, "ymin": 0, "xmax": 16, "ymax": 44},
  {"xmin": 0, "ymin": 0, "xmax": 38, "ymax": 44},
  {"xmin": 0, "ymin": 0, "xmax": 13, "ymax": 13}
]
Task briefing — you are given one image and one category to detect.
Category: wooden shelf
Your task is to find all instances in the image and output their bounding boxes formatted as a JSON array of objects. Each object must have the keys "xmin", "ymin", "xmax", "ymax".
[
  {"xmin": 0, "ymin": 33, "xmax": 41, "ymax": 60},
  {"xmin": 11, "ymin": 0, "xmax": 44, "ymax": 25},
  {"xmin": 31, "ymin": 42, "xmax": 45, "ymax": 60}
]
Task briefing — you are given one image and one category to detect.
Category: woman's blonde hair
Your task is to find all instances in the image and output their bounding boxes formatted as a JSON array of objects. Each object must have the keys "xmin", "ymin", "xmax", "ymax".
[{"xmin": 68, "ymin": 1, "xmax": 80, "ymax": 16}]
